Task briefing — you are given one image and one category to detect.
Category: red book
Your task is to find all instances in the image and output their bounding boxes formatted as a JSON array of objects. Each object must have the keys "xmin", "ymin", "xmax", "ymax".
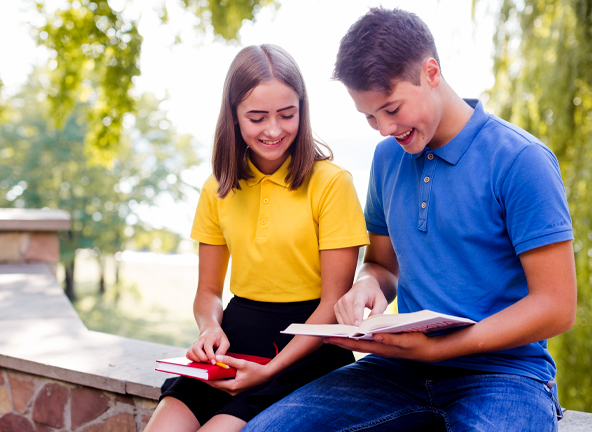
[{"xmin": 155, "ymin": 352, "xmax": 272, "ymax": 381}]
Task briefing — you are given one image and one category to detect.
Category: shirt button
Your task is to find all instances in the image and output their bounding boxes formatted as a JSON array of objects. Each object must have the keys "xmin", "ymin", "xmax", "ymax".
[
  {"xmin": 263, "ymin": 198, "xmax": 269, "ymax": 204},
  {"xmin": 421, "ymin": 202, "xmax": 427, "ymax": 209},
  {"xmin": 424, "ymin": 176, "xmax": 430, "ymax": 183},
  {"xmin": 262, "ymin": 179, "xmax": 270, "ymax": 184},
  {"xmin": 260, "ymin": 219, "xmax": 267, "ymax": 225},
  {"xmin": 427, "ymin": 153, "xmax": 434, "ymax": 160}
]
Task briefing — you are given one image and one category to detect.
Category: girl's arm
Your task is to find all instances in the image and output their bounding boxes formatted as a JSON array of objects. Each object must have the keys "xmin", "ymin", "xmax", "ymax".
[
  {"xmin": 208, "ymin": 246, "xmax": 359, "ymax": 396},
  {"xmin": 186, "ymin": 242, "xmax": 231, "ymax": 364}
]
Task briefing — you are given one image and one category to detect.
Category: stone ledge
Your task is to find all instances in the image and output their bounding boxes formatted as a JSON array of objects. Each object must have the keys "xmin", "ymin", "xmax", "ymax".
[
  {"xmin": 0, "ymin": 209, "xmax": 71, "ymax": 232},
  {"xmin": 561, "ymin": 410, "xmax": 592, "ymax": 431},
  {"xmin": 0, "ymin": 263, "xmax": 186, "ymax": 401},
  {"xmin": 1, "ymin": 263, "xmax": 591, "ymax": 429}
]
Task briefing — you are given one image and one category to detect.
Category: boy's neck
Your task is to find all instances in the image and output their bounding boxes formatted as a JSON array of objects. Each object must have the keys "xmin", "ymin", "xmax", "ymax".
[{"xmin": 429, "ymin": 81, "xmax": 475, "ymax": 151}]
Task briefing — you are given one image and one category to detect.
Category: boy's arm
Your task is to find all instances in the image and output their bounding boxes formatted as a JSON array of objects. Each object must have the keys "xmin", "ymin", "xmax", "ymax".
[
  {"xmin": 327, "ymin": 240, "xmax": 577, "ymax": 362},
  {"xmin": 334, "ymin": 233, "xmax": 399, "ymax": 326}
]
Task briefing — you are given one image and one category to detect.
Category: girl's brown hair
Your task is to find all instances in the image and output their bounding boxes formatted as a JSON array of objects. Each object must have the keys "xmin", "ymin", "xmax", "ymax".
[{"xmin": 212, "ymin": 44, "xmax": 332, "ymax": 198}]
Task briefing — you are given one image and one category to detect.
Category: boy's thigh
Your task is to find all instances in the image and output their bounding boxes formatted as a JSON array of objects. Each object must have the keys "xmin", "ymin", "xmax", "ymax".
[
  {"xmin": 243, "ymin": 356, "xmax": 443, "ymax": 432},
  {"xmin": 438, "ymin": 374, "xmax": 560, "ymax": 432}
]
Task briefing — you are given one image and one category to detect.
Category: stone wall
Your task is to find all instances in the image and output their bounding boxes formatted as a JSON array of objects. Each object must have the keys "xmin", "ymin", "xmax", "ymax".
[
  {"xmin": 0, "ymin": 367, "xmax": 157, "ymax": 432},
  {"xmin": 0, "ymin": 209, "xmax": 186, "ymax": 432},
  {"xmin": 0, "ymin": 209, "xmax": 70, "ymax": 276}
]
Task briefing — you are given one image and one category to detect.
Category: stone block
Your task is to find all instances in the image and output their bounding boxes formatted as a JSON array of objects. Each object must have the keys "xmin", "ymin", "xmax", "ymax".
[
  {"xmin": 32, "ymin": 383, "xmax": 69, "ymax": 428},
  {"xmin": 80, "ymin": 412, "xmax": 136, "ymax": 432},
  {"xmin": 0, "ymin": 387, "xmax": 11, "ymax": 415},
  {"xmin": 19, "ymin": 233, "xmax": 31, "ymax": 256},
  {"xmin": 8, "ymin": 374, "xmax": 36, "ymax": 413},
  {"xmin": 115, "ymin": 394, "xmax": 135, "ymax": 406},
  {"xmin": 71, "ymin": 387, "xmax": 110, "ymax": 430},
  {"xmin": 23, "ymin": 233, "xmax": 59, "ymax": 263},
  {"xmin": 0, "ymin": 233, "xmax": 23, "ymax": 262},
  {"xmin": 34, "ymin": 423, "xmax": 54, "ymax": 432},
  {"xmin": 141, "ymin": 413, "xmax": 152, "ymax": 431},
  {"xmin": 0, "ymin": 413, "xmax": 35, "ymax": 432},
  {"xmin": 134, "ymin": 397, "xmax": 157, "ymax": 410}
]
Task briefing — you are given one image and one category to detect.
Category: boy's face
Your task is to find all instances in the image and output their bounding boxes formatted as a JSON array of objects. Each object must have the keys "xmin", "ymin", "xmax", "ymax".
[{"xmin": 347, "ymin": 60, "xmax": 443, "ymax": 154}]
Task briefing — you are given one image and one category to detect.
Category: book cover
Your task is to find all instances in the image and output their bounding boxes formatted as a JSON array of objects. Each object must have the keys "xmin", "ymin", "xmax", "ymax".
[
  {"xmin": 281, "ymin": 310, "xmax": 476, "ymax": 340},
  {"xmin": 156, "ymin": 352, "xmax": 272, "ymax": 381}
]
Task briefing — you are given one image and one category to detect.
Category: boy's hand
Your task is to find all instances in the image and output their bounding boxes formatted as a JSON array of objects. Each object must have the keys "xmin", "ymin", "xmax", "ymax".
[
  {"xmin": 205, "ymin": 355, "xmax": 273, "ymax": 396},
  {"xmin": 334, "ymin": 276, "xmax": 388, "ymax": 326},
  {"xmin": 324, "ymin": 331, "xmax": 439, "ymax": 363},
  {"xmin": 186, "ymin": 327, "xmax": 230, "ymax": 364}
]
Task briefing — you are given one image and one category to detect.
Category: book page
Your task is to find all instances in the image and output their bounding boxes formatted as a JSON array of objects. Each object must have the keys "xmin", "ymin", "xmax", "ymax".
[
  {"xmin": 156, "ymin": 362, "xmax": 208, "ymax": 379},
  {"xmin": 281, "ymin": 323, "xmax": 358, "ymax": 338},
  {"xmin": 358, "ymin": 310, "xmax": 475, "ymax": 334}
]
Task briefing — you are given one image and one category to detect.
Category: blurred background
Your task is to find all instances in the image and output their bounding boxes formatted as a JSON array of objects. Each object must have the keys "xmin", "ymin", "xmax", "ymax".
[{"xmin": 1, "ymin": 0, "xmax": 591, "ymax": 411}]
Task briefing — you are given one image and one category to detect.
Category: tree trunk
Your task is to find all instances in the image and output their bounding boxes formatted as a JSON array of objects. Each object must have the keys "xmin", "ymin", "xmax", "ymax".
[
  {"xmin": 98, "ymin": 255, "xmax": 106, "ymax": 294},
  {"xmin": 64, "ymin": 259, "xmax": 75, "ymax": 300},
  {"xmin": 115, "ymin": 253, "xmax": 120, "ymax": 284}
]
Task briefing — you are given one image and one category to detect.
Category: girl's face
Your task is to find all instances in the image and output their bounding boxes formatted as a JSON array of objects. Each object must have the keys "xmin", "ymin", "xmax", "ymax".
[{"xmin": 236, "ymin": 78, "xmax": 300, "ymax": 174}]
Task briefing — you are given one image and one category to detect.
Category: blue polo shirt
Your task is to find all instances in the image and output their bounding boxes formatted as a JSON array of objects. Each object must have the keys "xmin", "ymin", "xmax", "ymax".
[{"xmin": 365, "ymin": 101, "xmax": 573, "ymax": 383}]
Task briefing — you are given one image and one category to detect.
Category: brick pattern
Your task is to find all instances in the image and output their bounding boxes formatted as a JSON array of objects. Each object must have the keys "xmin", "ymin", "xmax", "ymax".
[
  {"xmin": 0, "ymin": 368, "xmax": 157, "ymax": 432},
  {"xmin": 0, "ymin": 232, "xmax": 59, "ymax": 264}
]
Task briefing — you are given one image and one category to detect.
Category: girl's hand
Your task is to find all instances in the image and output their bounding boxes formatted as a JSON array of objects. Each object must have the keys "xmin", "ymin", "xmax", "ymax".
[
  {"xmin": 186, "ymin": 327, "xmax": 230, "ymax": 364},
  {"xmin": 205, "ymin": 354, "xmax": 274, "ymax": 396}
]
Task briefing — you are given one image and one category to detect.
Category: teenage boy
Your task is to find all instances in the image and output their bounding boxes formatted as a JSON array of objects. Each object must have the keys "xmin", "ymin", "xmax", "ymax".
[{"xmin": 242, "ymin": 7, "xmax": 577, "ymax": 432}]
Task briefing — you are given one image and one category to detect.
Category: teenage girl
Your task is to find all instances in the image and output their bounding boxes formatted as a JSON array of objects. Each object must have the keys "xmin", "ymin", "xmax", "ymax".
[{"xmin": 143, "ymin": 44, "xmax": 369, "ymax": 432}]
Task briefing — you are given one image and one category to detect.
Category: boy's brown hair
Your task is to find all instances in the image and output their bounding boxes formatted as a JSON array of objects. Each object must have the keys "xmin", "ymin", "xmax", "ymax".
[
  {"xmin": 333, "ymin": 7, "xmax": 440, "ymax": 93},
  {"xmin": 213, "ymin": 44, "xmax": 332, "ymax": 198}
]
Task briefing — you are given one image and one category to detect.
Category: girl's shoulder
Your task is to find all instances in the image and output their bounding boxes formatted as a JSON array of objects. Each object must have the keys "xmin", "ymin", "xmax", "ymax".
[
  {"xmin": 200, "ymin": 174, "xmax": 221, "ymax": 197},
  {"xmin": 310, "ymin": 159, "xmax": 350, "ymax": 178},
  {"xmin": 309, "ymin": 160, "xmax": 353, "ymax": 185}
]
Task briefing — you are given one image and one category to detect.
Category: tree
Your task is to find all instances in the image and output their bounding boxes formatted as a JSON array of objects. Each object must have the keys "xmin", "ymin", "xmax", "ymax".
[
  {"xmin": 484, "ymin": 0, "xmax": 592, "ymax": 411},
  {"xmin": 27, "ymin": 0, "xmax": 278, "ymax": 164},
  {"xmin": 0, "ymin": 68, "xmax": 201, "ymax": 298}
]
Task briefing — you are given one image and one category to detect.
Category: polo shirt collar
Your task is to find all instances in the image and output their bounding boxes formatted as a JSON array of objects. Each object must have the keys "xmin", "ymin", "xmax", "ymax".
[
  {"xmin": 246, "ymin": 155, "xmax": 291, "ymax": 187},
  {"xmin": 413, "ymin": 100, "xmax": 488, "ymax": 165}
]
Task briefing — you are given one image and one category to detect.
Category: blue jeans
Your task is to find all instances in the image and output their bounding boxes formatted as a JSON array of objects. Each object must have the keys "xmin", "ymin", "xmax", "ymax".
[{"xmin": 241, "ymin": 355, "xmax": 562, "ymax": 432}]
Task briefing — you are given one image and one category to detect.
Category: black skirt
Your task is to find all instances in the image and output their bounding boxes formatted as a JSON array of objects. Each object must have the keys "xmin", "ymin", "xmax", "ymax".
[{"xmin": 160, "ymin": 296, "xmax": 355, "ymax": 425}]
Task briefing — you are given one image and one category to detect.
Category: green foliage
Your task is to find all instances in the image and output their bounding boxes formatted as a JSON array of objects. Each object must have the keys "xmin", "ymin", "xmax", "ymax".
[
  {"xmin": 0, "ymin": 68, "xmax": 201, "ymax": 267},
  {"xmin": 33, "ymin": 0, "xmax": 142, "ymax": 164},
  {"xmin": 179, "ymin": 0, "xmax": 278, "ymax": 41},
  {"xmin": 128, "ymin": 225, "xmax": 188, "ymax": 253},
  {"xmin": 486, "ymin": 0, "xmax": 592, "ymax": 411},
  {"xmin": 28, "ymin": 0, "xmax": 278, "ymax": 163}
]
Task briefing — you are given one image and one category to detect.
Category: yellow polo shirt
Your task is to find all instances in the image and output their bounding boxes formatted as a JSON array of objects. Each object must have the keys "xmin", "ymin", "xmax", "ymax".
[{"xmin": 191, "ymin": 156, "xmax": 369, "ymax": 303}]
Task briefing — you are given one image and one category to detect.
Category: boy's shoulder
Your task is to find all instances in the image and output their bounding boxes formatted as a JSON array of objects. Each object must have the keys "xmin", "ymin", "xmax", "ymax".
[{"xmin": 485, "ymin": 113, "xmax": 551, "ymax": 153}]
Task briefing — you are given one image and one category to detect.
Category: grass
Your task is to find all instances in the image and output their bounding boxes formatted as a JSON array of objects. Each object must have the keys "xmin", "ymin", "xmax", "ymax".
[
  {"xmin": 62, "ymin": 252, "xmax": 203, "ymax": 348},
  {"xmin": 62, "ymin": 250, "xmax": 394, "ymax": 353}
]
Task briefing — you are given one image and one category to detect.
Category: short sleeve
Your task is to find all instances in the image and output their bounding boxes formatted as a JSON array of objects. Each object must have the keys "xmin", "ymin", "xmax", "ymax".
[
  {"xmin": 501, "ymin": 144, "xmax": 573, "ymax": 255},
  {"xmin": 190, "ymin": 176, "xmax": 227, "ymax": 245},
  {"xmin": 364, "ymin": 159, "xmax": 389, "ymax": 235},
  {"xmin": 317, "ymin": 170, "xmax": 369, "ymax": 250}
]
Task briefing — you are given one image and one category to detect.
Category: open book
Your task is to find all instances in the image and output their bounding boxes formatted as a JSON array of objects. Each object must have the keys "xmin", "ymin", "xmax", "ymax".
[
  {"xmin": 156, "ymin": 352, "xmax": 271, "ymax": 381},
  {"xmin": 282, "ymin": 310, "xmax": 476, "ymax": 340}
]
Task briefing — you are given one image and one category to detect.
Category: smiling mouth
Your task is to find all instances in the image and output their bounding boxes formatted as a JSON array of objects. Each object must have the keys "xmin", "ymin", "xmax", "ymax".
[
  {"xmin": 394, "ymin": 129, "xmax": 413, "ymax": 140},
  {"xmin": 259, "ymin": 137, "xmax": 284, "ymax": 145}
]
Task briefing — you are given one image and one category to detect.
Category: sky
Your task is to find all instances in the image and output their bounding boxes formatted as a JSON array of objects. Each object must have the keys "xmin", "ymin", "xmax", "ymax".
[{"xmin": 0, "ymin": 0, "xmax": 496, "ymax": 237}]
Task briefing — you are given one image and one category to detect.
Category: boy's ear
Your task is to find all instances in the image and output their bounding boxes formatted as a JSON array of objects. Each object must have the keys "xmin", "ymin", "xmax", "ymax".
[{"xmin": 423, "ymin": 58, "xmax": 441, "ymax": 88}]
